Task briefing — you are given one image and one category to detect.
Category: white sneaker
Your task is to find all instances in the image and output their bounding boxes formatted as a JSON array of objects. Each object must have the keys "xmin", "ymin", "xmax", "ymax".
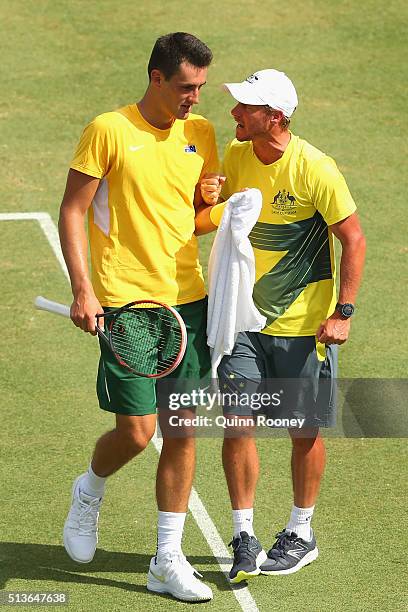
[
  {"xmin": 63, "ymin": 474, "xmax": 102, "ymax": 563},
  {"xmin": 147, "ymin": 552, "xmax": 213, "ymax": 602}
]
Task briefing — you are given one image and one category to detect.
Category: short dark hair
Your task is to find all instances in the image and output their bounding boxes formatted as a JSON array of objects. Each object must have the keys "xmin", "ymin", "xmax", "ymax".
[{"xmin": 147, "ymin": 32, "xmax": 213, "ymax": 80}]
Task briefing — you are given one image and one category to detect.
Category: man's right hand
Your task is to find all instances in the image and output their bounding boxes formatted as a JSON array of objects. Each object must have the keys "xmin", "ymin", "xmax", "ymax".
[
  {"xmin": 70, "ymin": 290, "xmax": 104, "ymax": 335},
  {"xmin": 200, "ymin": 173, "xmax": 226, "ymax": 205}
]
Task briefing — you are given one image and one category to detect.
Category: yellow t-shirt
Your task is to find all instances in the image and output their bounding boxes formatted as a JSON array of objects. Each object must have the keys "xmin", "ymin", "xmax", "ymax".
[
  {"xmin": 220, "ymin": 134, "xmax": 357, "ymax": 336},
  {"xmin": 70, "ymin": 104, "xmax": 219, "ymax": 306}
]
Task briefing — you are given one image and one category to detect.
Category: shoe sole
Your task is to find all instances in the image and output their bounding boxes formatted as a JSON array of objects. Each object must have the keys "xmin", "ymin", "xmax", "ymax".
[
  {"xmin": 229, "ymin": 549, "xmax": 268, "ymax": 584},
  {"xmin": 63, "ymin": 475, "xmax": 96, "ymax": 564},
  {"xmin": 260, "ymin": 547, "xmax": 319, "ymax": 576},
  {"xmin": 147, "ymin": 573, "xmax": 213, "ymax": 602},
  {"xmin": 230, "ymin": 568, "xmax": 261, "ymax": 584}
]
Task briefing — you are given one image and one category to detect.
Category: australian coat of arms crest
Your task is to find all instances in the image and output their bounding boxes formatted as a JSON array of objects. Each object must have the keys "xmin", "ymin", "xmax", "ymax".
[{"xmin": 271, "ymin": 190, "xmax": 297, "ymax": 214}]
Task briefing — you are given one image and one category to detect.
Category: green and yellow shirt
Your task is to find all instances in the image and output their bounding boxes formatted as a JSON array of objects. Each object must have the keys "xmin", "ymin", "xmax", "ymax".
[{"xmin": 218, "ymin": 134, "xmax": 356, "ymax": 336}]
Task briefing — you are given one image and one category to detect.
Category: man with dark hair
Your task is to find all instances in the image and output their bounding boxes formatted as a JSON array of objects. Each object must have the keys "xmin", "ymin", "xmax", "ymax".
[
  {"xmin": 58, "ymin": 33, "xmax": 217, "ymax": 602},
  {"xmin": 196, "ymin": 68, "xmax": 365, "ymax": 583}
]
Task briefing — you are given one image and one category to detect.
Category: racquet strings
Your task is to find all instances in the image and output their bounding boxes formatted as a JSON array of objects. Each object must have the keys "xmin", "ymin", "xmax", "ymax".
[{"xmin": 109, "ymin": 304, "xmax": 183, "ymax": 375}]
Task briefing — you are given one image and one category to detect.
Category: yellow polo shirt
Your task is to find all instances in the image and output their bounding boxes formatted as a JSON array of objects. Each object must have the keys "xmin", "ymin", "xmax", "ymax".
[{"xmin": 71, "ymin": 104, "xmax": 219, "ymax": 306}]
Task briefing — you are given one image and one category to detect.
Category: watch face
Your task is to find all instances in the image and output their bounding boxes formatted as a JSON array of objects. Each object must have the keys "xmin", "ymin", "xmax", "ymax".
[{"xmin": 342, "ymin": 303, "xmax": 354, "ymax": 317}]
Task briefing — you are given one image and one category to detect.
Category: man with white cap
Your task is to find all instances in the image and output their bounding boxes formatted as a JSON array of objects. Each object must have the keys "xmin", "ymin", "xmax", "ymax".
[{"xmin": 196, "ymin": 69, "xmax": 366, "ymax": 582}]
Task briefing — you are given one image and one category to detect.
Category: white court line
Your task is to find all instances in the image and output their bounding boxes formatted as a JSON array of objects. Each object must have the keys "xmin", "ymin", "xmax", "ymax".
[
  {"xmin": 0, "ymin": 212, "xmax": 69, "ymax": 278},
  {"xmin": 2, "ymin": 211, "xmax": 260, "ymax": 612}
]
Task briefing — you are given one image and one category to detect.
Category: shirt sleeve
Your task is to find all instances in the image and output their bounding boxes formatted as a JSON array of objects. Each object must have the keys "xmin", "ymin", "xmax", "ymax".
[
  {"xmin": 306, "ymin": 156, "xmax": 357, "ymax": 226},
  {"xmin": 70, "ymin": 115, "xmax": 112, "ymax": 179},
  {"xmin": 209, "ymin": 201, "xmax": 226, "ymax": 226},
  {"xmin": 199, "ymin": 121, "xmax": 220, "ymax": 179}
]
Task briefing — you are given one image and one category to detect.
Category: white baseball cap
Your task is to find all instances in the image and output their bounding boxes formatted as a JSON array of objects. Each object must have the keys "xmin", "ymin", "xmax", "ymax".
[{"xmin": 224, "ymin": 69, "xmax": 298, "ymax": 118}]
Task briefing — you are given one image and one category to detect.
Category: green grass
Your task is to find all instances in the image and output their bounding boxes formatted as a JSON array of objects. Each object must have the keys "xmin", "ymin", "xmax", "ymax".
[{"xmin": 1, "ymin": 1, "xmax": 407, "ymax": 611}]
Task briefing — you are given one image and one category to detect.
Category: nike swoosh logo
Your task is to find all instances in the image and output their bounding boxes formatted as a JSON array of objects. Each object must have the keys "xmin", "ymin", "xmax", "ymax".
[
  {"xmin": 150, "ymin": 569, "xmax": 166, "ymax": 583},
  {"xmin": 129, "ymin": 145, "xmax": 144, "ymax": 152}
]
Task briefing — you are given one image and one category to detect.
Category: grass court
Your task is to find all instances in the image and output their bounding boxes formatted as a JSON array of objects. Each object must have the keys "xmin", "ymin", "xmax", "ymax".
[{"xmin": 1, "ymin": 1, "xmax": 407, "ymax": 610}]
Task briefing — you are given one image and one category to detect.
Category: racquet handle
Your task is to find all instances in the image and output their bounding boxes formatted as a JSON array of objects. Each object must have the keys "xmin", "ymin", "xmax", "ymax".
[
  {"xmin": 34, "ymin": 295, "xmax": 109, "ymax": 343},
  {"xmin": 35, "ymin": 295, "xmax": 71, "ymax": 318}
]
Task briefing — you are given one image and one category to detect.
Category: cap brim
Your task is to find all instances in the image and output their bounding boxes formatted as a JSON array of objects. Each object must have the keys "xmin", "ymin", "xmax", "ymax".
[{"xmin": 223, "ymin": 82, "xmax": 265, "ymax": 105}]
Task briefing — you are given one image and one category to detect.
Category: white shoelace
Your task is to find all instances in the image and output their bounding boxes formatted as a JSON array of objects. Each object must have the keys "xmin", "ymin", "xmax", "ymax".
[
  {"xmin": 160, "ymin": 553, "xmax": 203, "ymax": 581},
  {"xmin": 75, "ymin": 493, "xmax": 101, "ymax": 536}
]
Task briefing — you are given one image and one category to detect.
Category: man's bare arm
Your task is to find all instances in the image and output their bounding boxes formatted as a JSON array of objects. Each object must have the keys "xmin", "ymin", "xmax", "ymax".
[
  {"xmin": 317, "ymin": 212, "xmax": 366, "ymax": 344},
  {"xmin": 194, "ymin": 203, "xmax": 219, "ymax": 235},
  {"xmin": 58, "ymin": 168, "xmax": 102, "ymax": 334},
  {"xmin": 194, "ymin": 173, "xmax": 225, "ymax": 235}
]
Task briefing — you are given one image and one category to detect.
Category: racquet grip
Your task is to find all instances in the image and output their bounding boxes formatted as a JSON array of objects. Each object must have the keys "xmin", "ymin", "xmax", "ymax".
[{"xmin": 35, "ymin": 295, "xmax": 71, "ymax": 318}]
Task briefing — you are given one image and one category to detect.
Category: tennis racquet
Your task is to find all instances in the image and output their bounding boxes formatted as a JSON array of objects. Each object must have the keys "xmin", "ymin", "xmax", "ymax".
[{"xmin": 34, "ymin": 296, "xmax": 187, "ymax": 378}]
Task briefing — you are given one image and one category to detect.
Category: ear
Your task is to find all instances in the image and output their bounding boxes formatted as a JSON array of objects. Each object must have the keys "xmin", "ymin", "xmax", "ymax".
[
  {"xmin": 270, "ymin": 109, "xmax": 284, "ymax": 122},
  {"xmin": 150, "ymin": 69, "xmax": 164, "ymax": 88}
]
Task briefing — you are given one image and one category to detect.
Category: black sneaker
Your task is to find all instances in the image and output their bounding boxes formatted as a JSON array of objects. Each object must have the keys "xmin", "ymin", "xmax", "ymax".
[
  {"xmin": 228, "ymin": 531, "xmax": 267, "ymax": 584},
  {"xmin": 260, "ymin": 529, "xmax": 318, "ymax": 575}
]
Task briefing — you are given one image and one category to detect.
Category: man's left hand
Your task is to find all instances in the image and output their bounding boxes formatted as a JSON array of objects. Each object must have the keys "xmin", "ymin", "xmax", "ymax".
[{"xmin": 316, "ymin": 313, "xmax": 351, "ymax": 345}]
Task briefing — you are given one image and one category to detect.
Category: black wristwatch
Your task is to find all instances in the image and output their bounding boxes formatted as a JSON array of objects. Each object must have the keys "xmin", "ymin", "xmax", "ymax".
[{"xmin": 335, "ymin": 302, "xmax": 355, "ymax": 318}]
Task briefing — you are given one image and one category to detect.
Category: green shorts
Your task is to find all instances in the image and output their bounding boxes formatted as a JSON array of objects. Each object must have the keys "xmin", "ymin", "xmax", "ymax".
[
  {"xmin": 96, "ymin": 298, "xmax": 210, "ymax": 416},
  {"xmin": 218, "ymin": 332, "xmax": 338, "ymax": 428}
]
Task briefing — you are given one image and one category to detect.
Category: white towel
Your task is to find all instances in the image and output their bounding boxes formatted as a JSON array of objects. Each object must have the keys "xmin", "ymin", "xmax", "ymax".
[{"xmin": 207, "ymin": 189, "xmax": 267, "ymax": 378}]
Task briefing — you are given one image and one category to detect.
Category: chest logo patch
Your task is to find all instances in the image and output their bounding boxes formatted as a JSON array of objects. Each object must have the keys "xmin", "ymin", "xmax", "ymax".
[
  {"xmin": 184, "ymin": 144, "xmax": 197, "ymax": 153},
  {"xmin": 271, "ymin": 190, "xmax": 297, "ymax": 215}
]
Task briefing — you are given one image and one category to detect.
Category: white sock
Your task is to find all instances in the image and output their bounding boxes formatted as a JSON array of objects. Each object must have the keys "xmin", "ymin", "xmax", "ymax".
[
  {"xmin": 80, "ymin": 464, "xmax": 106, "ymax": 498},
  {"xmin": 232, "ymin": 508, "xmax": 255, "ymax": 537},
  {"xmin": 157, "ymin": 511, "xmax": 186, "ymax": 558},
  {"xmin": 286, "ymin": 505, "xmax": 314, "ymax": 541}
]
